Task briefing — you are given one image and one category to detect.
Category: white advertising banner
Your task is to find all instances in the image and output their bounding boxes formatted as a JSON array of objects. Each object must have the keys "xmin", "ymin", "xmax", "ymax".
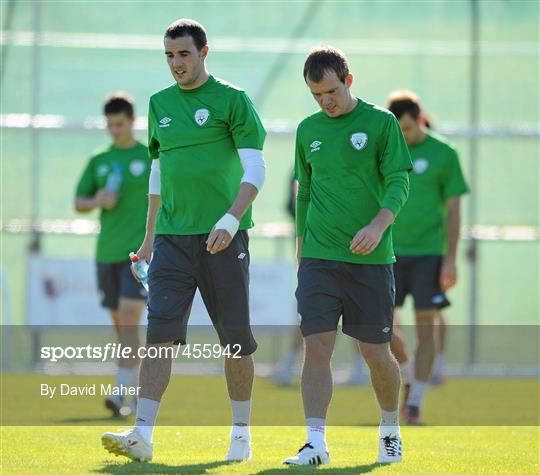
[{"xmin": 27, "ymin": 256, "xmax": 296, "ymax": 326}]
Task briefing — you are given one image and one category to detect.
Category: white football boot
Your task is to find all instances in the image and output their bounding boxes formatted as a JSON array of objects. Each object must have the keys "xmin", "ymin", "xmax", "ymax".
[
  {"xmin": 226, "ymin": 434, "xmax": 252, "ymax": 461},
  {"xmin": 377, "ymin": 433, "xmax": 402, "ymax": 463},
  {"xmin": 284, "ymin": 442, "xmax": 330, "ymax": 465},
  {"xmin": 101, "ymin": 427, "xmax": 152, "ymax": 462}
]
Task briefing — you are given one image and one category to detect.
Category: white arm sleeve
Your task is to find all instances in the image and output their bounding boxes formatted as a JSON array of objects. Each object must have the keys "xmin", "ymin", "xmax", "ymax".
[
  {"xmin": 238, "ymin": 148, "xmax": 266, "ymax": 191},
  {"xmin": 148, "ymin": 159, "xmax": 160, "ymax": 195}
]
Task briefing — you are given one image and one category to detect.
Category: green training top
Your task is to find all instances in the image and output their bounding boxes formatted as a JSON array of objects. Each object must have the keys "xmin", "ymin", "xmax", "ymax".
[
  {"xmin": 148, "ymin": 75, "xmax": 266, "ymax": 235},
  {"xmin": 393, "ymin": 132, "xmax": 469, "ymax": 256},
  {"xmin": 75, "ymin": 142, "xmax": 150, "ymax": 263},
  {"xmin": 295, "ymin": 99, "xmax": 412, "ymax": 265}
]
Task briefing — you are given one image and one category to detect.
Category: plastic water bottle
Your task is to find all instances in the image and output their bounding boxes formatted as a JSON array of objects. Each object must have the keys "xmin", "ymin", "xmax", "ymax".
[
  {"xmin": 106, "ymin": 162, "xmax": 123, "ymax": 192},
  {"xmin": 129, "ymin": 252, "xmax": 149, "ymax": 291}
]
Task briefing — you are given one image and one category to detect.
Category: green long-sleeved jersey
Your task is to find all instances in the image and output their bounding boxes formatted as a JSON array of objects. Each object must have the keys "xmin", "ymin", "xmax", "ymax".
[{"xmin": 295, "ymin": 98, "xmax": 412, "ymax": 264}]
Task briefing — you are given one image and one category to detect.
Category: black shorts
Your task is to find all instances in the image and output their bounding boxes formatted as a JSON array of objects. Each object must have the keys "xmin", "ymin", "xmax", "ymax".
[
  {"xmin": 296, "ymin": 258, "xmax": 395, "ymax": 344},
  {"xmin": 146, "ymin": 232, "xmax": 257, "ymax": 356},
  {"xmin": 394, "ymin": 255, "xmax": 450, "ymax": 310},
  {"xmin": 97, "ymin": 260, "xmax": 148, "ymax": 310}
]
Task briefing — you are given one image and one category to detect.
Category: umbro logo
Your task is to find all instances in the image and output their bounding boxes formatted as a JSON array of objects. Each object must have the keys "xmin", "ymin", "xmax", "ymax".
[
  {"xmin": 310, "ymin": 140, "xmax": 322, "ymax": 152},
  {"xmin": 382, "ymin": 327, "xmax": 391, "ymax": 333},
  {"xmin": 238, "ymin": 253, "xmax": 246, "ymax": 260},
  {"xmin": 159, "ymin": 117, "xmax": 172, "ymax": 128}
]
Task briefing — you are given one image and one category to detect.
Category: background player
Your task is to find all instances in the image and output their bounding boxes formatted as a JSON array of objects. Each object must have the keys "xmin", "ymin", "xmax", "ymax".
[
  {"xmin": 388, "ymin": 90, "xmax": 469, "ymax": 423},
  {"xmin": 285, "ymin": 46, "xmax": 411, "ymax": 466},
  {"xmin": 74, "ymin": 93, "xmax": 150, "ymax": 416},
  {"xmin": 101, "ymin": 19, "xmax": 266, "ymax": 462}
]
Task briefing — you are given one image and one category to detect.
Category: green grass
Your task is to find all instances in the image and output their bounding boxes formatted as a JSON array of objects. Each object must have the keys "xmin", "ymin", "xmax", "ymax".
[
  {"xmin": 1, "ymin": 374, "xmax": 539, "ymax": 426},
  {"xmin": 1, "ymin": 425, "xmax": 538, "ymax": 474},
  {"xmin": 1, "ymin": 375, "xmax": 539, "ymax": 473}
]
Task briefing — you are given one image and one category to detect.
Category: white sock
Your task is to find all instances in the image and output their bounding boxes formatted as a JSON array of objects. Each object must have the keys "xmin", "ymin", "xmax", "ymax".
[
  {"xmin": 380, "ymin": 409, "xmax": 400, "ymax": 438},
  {"xmin": 306, "ymin": 417, "xmax": 326, "ymax": 448},
  {"xmin": 408, "ymin": 380, "xmax": 429, "ymax": 407},
  {"xmin": 399, "ymin": 361, "xmax": 413, "ymax": 385},
  {"xmin": 116, "ymin": 367, "xmax": 137, "ymax": 391},
  {"xmin": 135, "ymin": 397, "xmax": 160, "ymax": 443},
  {"xmin": 231, "ymin": 399, "xmax": 251, "ymax": 438},
  {"xmin": 432, "ymin": 354, "xmax": 445, "ymax": 377}
]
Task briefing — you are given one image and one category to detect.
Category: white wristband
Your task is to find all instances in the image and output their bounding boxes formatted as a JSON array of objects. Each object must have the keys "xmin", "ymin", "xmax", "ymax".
[{"xmin": 214, "ymin": 213, "xmax": 240, "ymax": 238}]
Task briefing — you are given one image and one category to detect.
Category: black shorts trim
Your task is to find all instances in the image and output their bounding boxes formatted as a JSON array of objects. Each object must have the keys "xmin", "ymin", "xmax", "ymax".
[{"xmin": 97, "ymin": 260, "xmax": 148, "ymax": 310}]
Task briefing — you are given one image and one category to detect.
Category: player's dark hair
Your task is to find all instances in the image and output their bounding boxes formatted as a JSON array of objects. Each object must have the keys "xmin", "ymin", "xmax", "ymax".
[
  {"xmin": 387, "ymin": 90, "xmax": 422, "ymax": 121},
  {"xmin": 303, "ymin": 46, "xmax": 350, "ymax": 83},
  {"xmin": 164, "ymin": 18, "xmax": 207, "ymax": 51},
  {"xmin": 103, "ymin": 93, "xmax": 134, "ymax": 118}
]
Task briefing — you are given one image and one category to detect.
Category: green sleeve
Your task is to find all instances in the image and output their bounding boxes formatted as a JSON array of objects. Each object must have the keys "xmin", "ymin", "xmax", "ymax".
[
  {"xmin": 75, "ymin": 157, "xmax": 97, "ymax": 198},
  {"xmin": 148, "ymin": 99, "xmax": 160, "ymax": 160},
  {"xmin": 379, "ymin": 115, "xmax": 413, "ymax": 217},
  {"xmin": 229, "ymin": 91, "xmax": 266, "ymax": 150},
  {"xmin": 442, "ymin": 148, "xmax": 469, "ymax": 199},
  {"xmin": 295, "ymin": 128, "xmax": 310, "ymax": 236}
]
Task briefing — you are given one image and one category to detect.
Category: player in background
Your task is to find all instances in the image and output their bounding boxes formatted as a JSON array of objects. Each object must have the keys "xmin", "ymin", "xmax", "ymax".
[
  {"xmin": 74, "ymin": 93, "xmax": 150, "ymax": 416},
  {"xmin": 101, "ymin": 19, "xmax": 266, "ymax": 462},
  {"xmin": 387, "ymin": 91, "xmax": 469, "ymax": 423},
  {"xmin": 284, "ymin": 46, "xmax": 411, "ymax": 466}
]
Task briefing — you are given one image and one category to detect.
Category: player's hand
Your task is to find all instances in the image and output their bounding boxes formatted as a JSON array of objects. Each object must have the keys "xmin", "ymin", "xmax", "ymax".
[
  {"xmin": 94, "ymin": 189, "xmax": 118, "ymax": 210},
  {"xmin": 130, "ymin": 237, "xmax": 153, "ymax": 282},
  {"xmin": 440, "ymin": 257, "xmax": 457, "ymax": 291},
  {"xmin": 206, "ymin": 228, "xmax": 233, "ymax": 255},
  {"xmin": 350, "ymin": 223, "xmax": 384, "ymax": 255}
]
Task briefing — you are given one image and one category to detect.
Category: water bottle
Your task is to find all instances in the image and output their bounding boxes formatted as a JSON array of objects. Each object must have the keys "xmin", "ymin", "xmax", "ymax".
[
  {"xmin": 106, "ymin": 162, "xmax": 123, "ymax": 193},
  {"xmin": 129, "ymin": 252, "xmax": 149, "ymax": 291}
]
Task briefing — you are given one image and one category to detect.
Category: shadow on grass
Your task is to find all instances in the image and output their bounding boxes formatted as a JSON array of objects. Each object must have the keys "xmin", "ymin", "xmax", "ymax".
[
  {"xmin": 254, "ymin": 462, "xmax": 381, "ymax": 474},
  {"xmin": 94, "ymin": 460, "xmax": 233, "ymax": 474}
]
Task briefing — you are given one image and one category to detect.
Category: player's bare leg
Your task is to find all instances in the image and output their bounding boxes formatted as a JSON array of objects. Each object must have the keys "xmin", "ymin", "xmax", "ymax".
[
  {"xmin": 431, "ymin": 311, "xmax": 447, "ymax": 385},
  {"xmin": 102, "ymin": 342, "xmax": 173, "ymax": 460},
  {"xmin": 284, "ymin": 331, "xmax": 335, "ymax": 465},
  {"xmin": 390, "ymin": 312, "xmax": 413, "ymax": 412},
  {"xmin": 225, "ymin": 355, "xmax": 254, "ymax": 460},
  {"xmin": 405, "ymin": 309, "xmax": 437, "ymax": 423},
  {"xmin": 358, "ymin": 341, "xmax": 402, "ymax": 463}
]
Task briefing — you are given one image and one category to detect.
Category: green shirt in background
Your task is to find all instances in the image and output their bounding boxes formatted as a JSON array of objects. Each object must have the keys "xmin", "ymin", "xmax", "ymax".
[
  {"xmin": 295, "ymin": 99, "xmax": 412, "ymax": 265},
  {"xmin": 75, "ymin": 142, "xmax": 150, "ymax": 263},
  {"xmin": 148, "ymin": 76, "xmax": 266, "ymax": 235},
  {"xmin": 393, "ymin": 133, "xmax": 469, "ymax": 256}
]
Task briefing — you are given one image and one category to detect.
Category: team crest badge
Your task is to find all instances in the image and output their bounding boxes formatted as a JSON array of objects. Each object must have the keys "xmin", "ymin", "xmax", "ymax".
[
  {"xmin": 413, "ymin": 158, "xmax": 429, "ymax": 174},
  {"xmin": 194, "ymin": 108, "xmax": 210, "ymax": 126},
  {"xmin": 129, "ymin": 160, "xmax": 146, "ymax": 176},
  {"xmin": 350, "ymin": 132, "xmax": 368, "ymax": 151}
]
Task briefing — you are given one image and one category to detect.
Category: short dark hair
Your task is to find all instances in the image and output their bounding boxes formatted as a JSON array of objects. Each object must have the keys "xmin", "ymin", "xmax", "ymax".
[
  {"xmin": 387, "ymin": 90, "xmax": 422, "ymax": 120},
  {"xmin": 164, "ymin": 18, "xmax": 207, "ymax": 51},
  {"xmin": 103, "ymin": 92, "xmax": 134, "ymax": 118},
  {"xmin": 303, "ymin": 46, "xmax": 350, "ymax": 83}
]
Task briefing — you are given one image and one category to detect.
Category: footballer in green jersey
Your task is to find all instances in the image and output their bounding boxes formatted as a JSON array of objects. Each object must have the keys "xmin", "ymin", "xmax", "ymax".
[
  {"xmin": 101, "ymin": 19, "xmax": 266, "ymax": 463},
  {"xmin": 386, "ymin": 91, "xmax": 469, "ymax": 425},
  {"xmin": 75, "ymin": 93, "xmax": 149, "ymax": 416},
  {"xmin": 285, "ymin": 47, "xmax": 410, "ymax": 468}
]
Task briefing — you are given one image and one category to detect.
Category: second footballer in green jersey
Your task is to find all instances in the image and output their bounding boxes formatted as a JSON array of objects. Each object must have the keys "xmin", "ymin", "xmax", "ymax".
[
  {"xmin": 75, "ymin": 93, "xmax": 150, "ymax": 416},
  {"xmin": 102, "ymin": 19, "xmax": 266, "ymax": 463},
  {"xmin": 284, "ymin": 47, "xmax": 411, "ymax": 468},
  {"xmin": 387, "ymin": 91, "xmax": 469, "ymax": 425}
]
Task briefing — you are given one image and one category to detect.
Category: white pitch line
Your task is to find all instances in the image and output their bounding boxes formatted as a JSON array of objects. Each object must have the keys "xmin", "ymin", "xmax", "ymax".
[{"xmin": 1, "ymin": 31, "xmax": 538, "ymax": 56}]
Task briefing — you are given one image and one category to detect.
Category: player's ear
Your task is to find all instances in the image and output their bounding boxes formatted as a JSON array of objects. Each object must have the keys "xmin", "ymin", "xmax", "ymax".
[
  {"xmin": 344, "ymin": 73, "xmax": 353, "ymax": 88},
  {"xmin": 200, "ymin": 45, "xmax": 209, "ymax": 60}
]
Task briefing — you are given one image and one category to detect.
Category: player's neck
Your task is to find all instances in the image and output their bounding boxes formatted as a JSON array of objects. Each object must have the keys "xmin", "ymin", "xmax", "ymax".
[
  {"xmin": 411, "ymin": 130, "xmax": 427, "ymax": 146},
  {"xmin": 179, "ymin": 68, "xmax": 210, "ymax": 91},
  {"xmin": 113, "ymin": 136, "xmax": 136, "ymax": 149},
  {"xmin": 344, "ymin": 95, "xmax": 358, "ymax": 114}
]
